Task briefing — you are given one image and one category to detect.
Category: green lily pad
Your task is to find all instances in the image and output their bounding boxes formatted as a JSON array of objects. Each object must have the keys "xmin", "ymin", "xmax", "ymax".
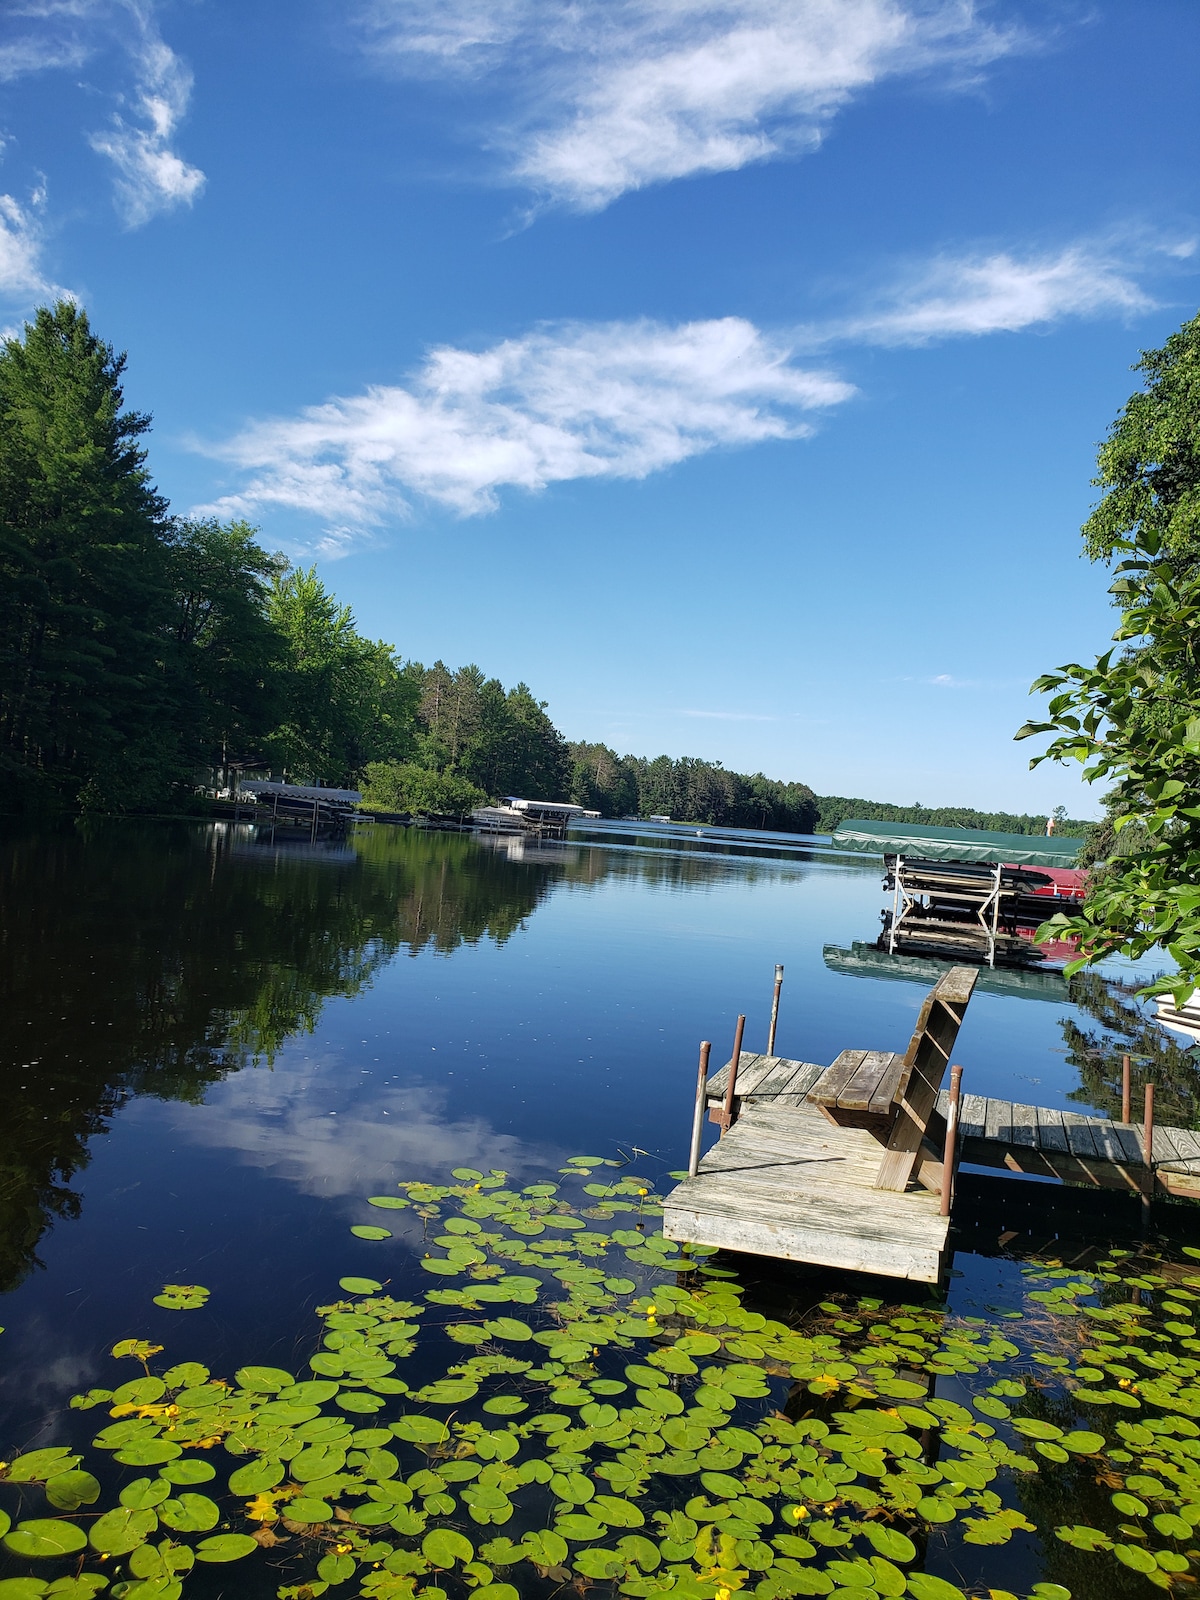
[
  {"xmin": 44, "ymin": 1470, "xmax": 100, "ymax": 1511},
  {"xmin": 482, "ymin": 1396, "xmax": 528, "ymax": 1415},
  {"xmin": 351, "ymin": 1225, "xmax": 392, "ymax": 1240},
  {"xmin": 194, "ymin": 1533, "xmax": 259, "ymax": 1562},
  {"xmin": 1059, "ymin": 1431, "xmax": 1106, "ymax": 1454},
  {"xmin": 235, "ymin": 1365, "xmax": 295, "ymax": 1393},
  {"xmin": 556, "ymin": 1514, "xmax": 606, "ymax": 1541},
  {"xmin": 158, "ymin": 1494, "xmax": 219, "ymax": 1532},
  {"xmin": 7, "ymin": 1450, "xmax": 80, "ymax": 1483},
  {"xmin": 484, "ymin": 1318, "xmax": 532, "ymax": 1341},
  {"xmin": 1011, "ymin": 1418, "xmax": 1063, "ymax": 1440},
  {"xmin": 5, "ymin": 1520, "xmax": 89, "ymax": 1558},
  {"xmin": 159, "ymin": 1459, "xmax": 215, "ymax": 1484},
  {"xmin": 417, "ymin": 1379, "xmax": 479, "ymax": 1403},
  {"xmin": 152, "ymin": 1283, "xmax": 209, "ymax": 1310},
  {"xmin": 228, "ymin": 1457, "xmax": 285, "ymax": 1494},
  {"xmin": 339, "ymin": 1277, "xmax": 383, "ymax": 1294},
  {"xmin": 423, "ymin": 1528, "xmax": 474, "ymax": 1566},
  {"xmin": 113, "ymin": 1441, "xmax": 181, "ymax": 1467},
  {"xmin": 89, "ymin": 1506, "xmax": 157, "ymax": 1555},
  {"xmin": 391, "ymin": 1416, "xmax": 450, "ymax": 1443},
  {"xmin": 288, "ymin": 1497, "xmax": 333, "ymax": 1523}
]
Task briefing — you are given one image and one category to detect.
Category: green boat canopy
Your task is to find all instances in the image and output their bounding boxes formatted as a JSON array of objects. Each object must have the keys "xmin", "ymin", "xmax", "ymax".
[
  {"xmin": 829, "ymin": 817, "xmax": 1082, "ymax": 868},
  {"xmin": 823, "ymin": 943, "xmax": 1070, "ymax": 1003}
]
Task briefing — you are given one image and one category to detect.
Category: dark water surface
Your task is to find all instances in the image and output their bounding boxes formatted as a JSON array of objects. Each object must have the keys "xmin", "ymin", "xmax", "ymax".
[{"xmin": 2, "ymin": 820, "xmax": 1198, "ymax": 1600}]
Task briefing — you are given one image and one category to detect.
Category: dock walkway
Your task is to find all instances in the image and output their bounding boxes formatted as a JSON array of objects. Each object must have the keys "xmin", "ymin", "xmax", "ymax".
[{"xmin": 662, "ymin": 1051, "xmax": 1200, "ymax": 1283}]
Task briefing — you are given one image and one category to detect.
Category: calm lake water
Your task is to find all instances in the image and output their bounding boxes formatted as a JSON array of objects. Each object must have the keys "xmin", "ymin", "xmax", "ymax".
[{"xmin": 2, "ymin": 818, "xmax": 1197, "ymax": 1599}]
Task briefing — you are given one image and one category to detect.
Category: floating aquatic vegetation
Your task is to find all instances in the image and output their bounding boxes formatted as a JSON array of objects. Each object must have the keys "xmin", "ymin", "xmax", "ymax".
[{"xmin": 2, "ymin": 1163, "xmax": 1199, "ymax": 1599}]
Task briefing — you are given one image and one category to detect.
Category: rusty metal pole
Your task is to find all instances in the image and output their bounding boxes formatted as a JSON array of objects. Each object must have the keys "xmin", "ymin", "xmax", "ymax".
[
  {"xmin": 940, "ymin": 1063, "xmax": 963, "ymax": 1218},
  {"xmin": 1122, "ymin": 1054, "xmax": 1132, "ymax": 1124},
  {"xmin": 719, "ymin": 1015, "xmax": 746, "ymax": 1135},
  {"xmin": 767, "ymin": 965, "xmax": 784, "ymax": 1056},
  {"xmin": 688, "ymin": 1042, "xmax": 712, "ymax": 1177}
]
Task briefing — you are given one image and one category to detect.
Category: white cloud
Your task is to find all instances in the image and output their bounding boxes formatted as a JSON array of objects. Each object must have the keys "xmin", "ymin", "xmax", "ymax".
[
  {"xmin": 0, "ymin": 189, "xmax": 68, "ymax": 308},
  {"xmin": 1, "ymin": 2, "xmax": 205, "ymax": 224},
  {"xmin": 679, "ymin": 709, "xmax": 777, "ymax": 722},
  {"xmin": 830, "ymin": 241, "xmax": 1159, "ymax": 345},
  {"xmin": 88, "ymin": 2, "xmax": 205, "ymax": 225},
  {"xmin": 0, "ymin": 3, "xmax": 98, "ymax": 84},
  {"xmin": 356, "ymin": 0, "xmax": 1023, "ymax": 210},
  {"xmin": 197, "ymin": 316, "xmax": 853, "ymax": 529}
]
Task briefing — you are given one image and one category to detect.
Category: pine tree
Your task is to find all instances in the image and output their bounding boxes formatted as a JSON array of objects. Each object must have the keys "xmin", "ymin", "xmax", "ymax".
[{"xmin": 0, "ymin": 301, "xmax": 177, "ymax": 808}]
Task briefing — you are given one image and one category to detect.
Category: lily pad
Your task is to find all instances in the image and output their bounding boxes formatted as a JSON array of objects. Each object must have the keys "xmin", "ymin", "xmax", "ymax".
[
  {"xmin": 351, "ymin": 1225, "xmax": 392, "ymax": 1240},
  {"xmin": 194, "ymin": 1533, "xmax": 259, "ymax": 1562},
  {"xmin": 234, "ymin": 1365, "xmax": 295, "ymax": 1393},
  {"xmin": 5, "ymin": 1521, "xmax": 89, "ymax": 1558},
  {"xmin": 152, "ymin": 1283, "xmax": 209, "ymax": 1310}
]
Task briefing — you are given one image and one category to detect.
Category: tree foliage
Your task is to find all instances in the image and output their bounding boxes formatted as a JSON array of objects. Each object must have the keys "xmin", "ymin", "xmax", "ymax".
[
  {"xmin": 0, "ymin": 302, "xmax": 176, "ymax": 808},
  {"xmin": 360, "ymin": 762, "xmax": 486, "ymax": 816},
  {"xmin": 1018, "ymin": 310, "xmax": 1200, "ymax": 998},
  {"xmin": 264, "ymin": 566, "xmax": 417, "ymax": 784},
  {"xmin": 164, "ymin": 517, "xmax": 287, "ymax": 770}
]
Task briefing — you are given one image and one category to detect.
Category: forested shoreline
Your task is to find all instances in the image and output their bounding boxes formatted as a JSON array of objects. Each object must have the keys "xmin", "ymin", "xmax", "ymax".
[{"xmin": 0, "ymin": 301, "xmax": 1089, "ymax": 838}]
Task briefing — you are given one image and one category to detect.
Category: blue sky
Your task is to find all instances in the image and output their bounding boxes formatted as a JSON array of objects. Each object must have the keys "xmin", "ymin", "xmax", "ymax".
[{"xmin": 3, "ymin": 0, "xmax": 1198, "ymax": 816}]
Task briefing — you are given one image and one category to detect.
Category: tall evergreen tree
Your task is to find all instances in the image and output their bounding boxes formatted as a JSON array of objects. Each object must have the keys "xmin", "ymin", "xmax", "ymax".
[{"xmin": 0, "ymin": 301, "xmax": 176, "ymax": 808}]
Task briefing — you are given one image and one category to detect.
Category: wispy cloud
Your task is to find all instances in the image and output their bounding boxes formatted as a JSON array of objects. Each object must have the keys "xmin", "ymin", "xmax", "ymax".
[
  {"xmin": 87, "ymin": 2, "xmax": 205, "ymax": 225},
  {"xmin": 196, "ymin": 316, "xmax": 853, "ymax": 533},
  {"xmin": 0, "ymin": 189, "xmax": 70, "ymax": 310},
  {"xmin": 1, "ymin": 1, "xmax": 204, "ymax": 226},
  {"xmin": 823, "ymin": 237, "xmax": 1173, "ymax": 346},
  {"xmin": 678, "ymin": 709, "xmax": 777, "ymax": 722},
  {"xmin": 356, "ymin": 0, "xmax": 1026, "ymax": 210}
]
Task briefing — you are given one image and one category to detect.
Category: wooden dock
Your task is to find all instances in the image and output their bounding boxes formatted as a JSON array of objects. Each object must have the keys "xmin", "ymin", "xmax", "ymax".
[
  {"xmin": 694, "ymin": 1051, "xmax": 1200, "ymax": 1198},
  {"xmin": 663, "ymin": 967, "xmax": 1200, "ymax": 1284},
  {"xmin": 663, "ymin": 1095, "xmax": 951, "ymax": 1280}
]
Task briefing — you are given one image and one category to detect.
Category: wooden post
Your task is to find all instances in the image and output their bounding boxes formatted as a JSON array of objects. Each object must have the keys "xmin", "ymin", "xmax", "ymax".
[
  {"xmin": 1143, "ymin": 1081, "xmax": 1156, "ymax": 1227},
  {"xmin": 767, "ymin": 965, "xmax": 784, "ymax": 1056},
  {"xmin": 719, "ymin": 1015, "xmax": 746, "ymax": 1135},
  {"xmin": 1122, "ymin": 1054, "xmax": 1131, "ymax": 1124},
  {"xmin": 940, "ymin": 1064, "xmax": 963, "ymax": 1217},
  {"xmin": 688, "ymin": 1042, "xmax": 711, "ymax": 1177},
  {"xmin": 1144, "ymin": 1080, "xmax": 1155, "ymax": 1174}
]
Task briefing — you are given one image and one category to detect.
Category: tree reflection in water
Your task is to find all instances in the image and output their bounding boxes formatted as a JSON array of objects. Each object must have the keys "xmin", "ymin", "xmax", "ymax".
[
  {"xmin": 0, "ymin": 821, "xmax": 561, "ymax": 1292},
  {"xmin": 1063, "ymin": 969, "xmax": 1200, "ymax": 1129}
]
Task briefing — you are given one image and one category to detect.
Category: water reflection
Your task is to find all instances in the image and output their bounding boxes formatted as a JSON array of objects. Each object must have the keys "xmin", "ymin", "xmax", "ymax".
[
  {"xmin": 1064, "ymin": 969, "xmax": 1200, "ymax": 1128},
  {"xmin": 0, "ymin": 821, "xmax": 561, "ymax": 1290}
]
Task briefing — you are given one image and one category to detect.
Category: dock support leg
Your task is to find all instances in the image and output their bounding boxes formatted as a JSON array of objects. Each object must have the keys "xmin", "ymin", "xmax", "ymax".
[{"xmin": 688, "ymin": 1042, "xmax": 711, "ymax": 1177}]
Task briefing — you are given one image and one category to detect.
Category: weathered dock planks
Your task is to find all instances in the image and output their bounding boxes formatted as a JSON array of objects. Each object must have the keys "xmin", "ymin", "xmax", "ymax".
[
  {"xmin": 700, "ymin": 1056, "xmax": 1200, "ymax": 1200},
  {"xmin": 662, "ymin": 1103, "xmax": 950, "ymax": 1282}
]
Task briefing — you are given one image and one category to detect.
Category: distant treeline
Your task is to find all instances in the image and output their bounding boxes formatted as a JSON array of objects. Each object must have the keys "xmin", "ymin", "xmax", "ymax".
[
  {"xmin": 567, "ymin": 743, "xmax": 819, "ymax": 832},
  {"xmin": 811, "ymin": 797, "xmax": 1092, "ymax": 838}
]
